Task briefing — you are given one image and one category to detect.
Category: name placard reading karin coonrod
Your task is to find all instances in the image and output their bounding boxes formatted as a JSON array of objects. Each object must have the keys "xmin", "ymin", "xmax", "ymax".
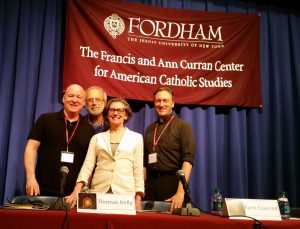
[
  {"xmin": 77, "ymin": 192, "xmax": 136, "ymax": 215},
  {"xmin": 222, "ymin": 198, "xmax": 282, "ymax": 220}
]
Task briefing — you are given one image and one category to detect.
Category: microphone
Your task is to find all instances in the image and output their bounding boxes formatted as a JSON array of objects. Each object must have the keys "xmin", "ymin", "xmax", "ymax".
[
  {"xmin": 172, "ymin": 170, "xmax": 200, "ymax": 216},
  {"xmin": 60, "ymin": 166, "xmax": 69, "ymax": 197},
  {"xmin": 177, "ymin": 170, "xmax": 191, "ymax": 203},
  {"xmin": 50, "ymin": 166, "xmax": 71, "ymax": 210}
]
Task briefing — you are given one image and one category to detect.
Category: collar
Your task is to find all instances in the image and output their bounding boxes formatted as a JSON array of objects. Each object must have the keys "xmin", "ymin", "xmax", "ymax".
[
  {"xmin": 57, "ymin": 109, "xmax": 82, "ymax": 122},
  {"xmin": 157, "ymin": 113, "xmax": 174, "ymax": 124}
]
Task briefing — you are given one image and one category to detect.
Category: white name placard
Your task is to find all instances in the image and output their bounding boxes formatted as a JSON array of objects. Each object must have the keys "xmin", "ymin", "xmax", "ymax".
[
  {"xmin": 77, "ymin": 192, "xmax": 136, "ymax": 215},
  {"xmin": 223, "ymin": 198, "xmax": 281, "ymax": 220}
]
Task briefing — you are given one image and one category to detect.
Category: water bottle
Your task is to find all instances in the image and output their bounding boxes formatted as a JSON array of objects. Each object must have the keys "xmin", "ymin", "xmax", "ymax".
[
  {"xmin": 278, "ymin": 191, "xmax": 290, "ymax": 220},
  {"xmin": 211, "ymin": 187, "xmax": 223, "ymax": 215}
]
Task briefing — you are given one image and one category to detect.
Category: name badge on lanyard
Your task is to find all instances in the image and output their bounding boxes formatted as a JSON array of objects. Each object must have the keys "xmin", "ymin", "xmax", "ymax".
[
  {"xmin": 61, "ymin": 151, "xmax": 74, "ymax": 163},
  {"xmin": 62, "ymin": 116, "xmax": 80, "ymax": 164},
  {"xmin": 148, "ymin": 152, "xmax": 157, "ymax": 164},
  {"xmin": 150, "ymin": 115, "xmax": 174, "ymax": 165}
]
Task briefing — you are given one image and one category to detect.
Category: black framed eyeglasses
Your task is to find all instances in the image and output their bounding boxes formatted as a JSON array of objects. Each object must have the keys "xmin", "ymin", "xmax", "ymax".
[
  {"xmin": 86, "ymin": 98, "xmax": 104, "ymax": 103},
  {"xmin": 108, "ymin": 108, "xmax": 126, "ymax": 114}
]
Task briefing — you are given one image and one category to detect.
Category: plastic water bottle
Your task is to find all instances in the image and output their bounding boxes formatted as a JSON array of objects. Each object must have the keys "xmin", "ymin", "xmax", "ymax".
[
  {"xmin": 211, "ymin": 187, "xmax": 223, "ymax": 215},
  {"xmin": 278, "ymin": 191, "xmax": 290, "ymax": 220}
]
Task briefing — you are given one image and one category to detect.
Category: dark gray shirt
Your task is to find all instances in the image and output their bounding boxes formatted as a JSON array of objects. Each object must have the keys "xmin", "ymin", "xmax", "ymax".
[{"xmin": 144, "ymin": 113, "xmax": 196, "ymax": 173}]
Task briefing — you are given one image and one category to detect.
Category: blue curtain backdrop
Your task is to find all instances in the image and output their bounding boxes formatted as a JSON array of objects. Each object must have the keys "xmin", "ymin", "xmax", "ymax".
[{"xmin": 0, "ymin": 0, "xmax": 299, "ymax": 211}]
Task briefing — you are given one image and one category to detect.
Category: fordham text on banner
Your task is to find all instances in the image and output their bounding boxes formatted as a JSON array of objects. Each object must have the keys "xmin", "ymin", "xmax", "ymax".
[{"xmin": 63, "ymin": 0, "xmax": 262, "ymax": 107}]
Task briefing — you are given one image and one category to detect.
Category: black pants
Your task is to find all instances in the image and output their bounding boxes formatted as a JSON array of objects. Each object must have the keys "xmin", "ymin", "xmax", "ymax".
[{"xmin": 144, "ymin": 171, "xmax": 178, "ymax": 201}]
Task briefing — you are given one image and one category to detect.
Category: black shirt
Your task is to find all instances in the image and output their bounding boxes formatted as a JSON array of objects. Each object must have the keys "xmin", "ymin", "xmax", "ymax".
[
  {"xmin": 28, "ymin": 109, "xmax": 95, "ymax": 196},
  {"xmin": 144, "ymin": 113, "xmax": 196, "ymax": 173}
]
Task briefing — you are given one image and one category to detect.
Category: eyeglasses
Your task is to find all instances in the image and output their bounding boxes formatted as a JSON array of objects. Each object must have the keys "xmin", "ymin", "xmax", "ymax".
[
  {"xmin": 86, "ymin": 98, "xmax": 104, "ymax": 103},
  {"xmin": 108, "ymin": 108, "xmax": 126, "ymax": 114}
]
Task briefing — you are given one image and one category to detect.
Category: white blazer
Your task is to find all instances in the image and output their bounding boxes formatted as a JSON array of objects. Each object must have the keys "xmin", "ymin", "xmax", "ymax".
[{"xmin": 77, "ymin": 128, "xmax": 144, "ymax": 195}]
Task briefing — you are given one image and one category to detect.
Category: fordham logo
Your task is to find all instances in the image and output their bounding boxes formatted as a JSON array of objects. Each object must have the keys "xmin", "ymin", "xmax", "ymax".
[{"xmin": 104, "ymin": 14, "xmax": 125, "ymax": 39}]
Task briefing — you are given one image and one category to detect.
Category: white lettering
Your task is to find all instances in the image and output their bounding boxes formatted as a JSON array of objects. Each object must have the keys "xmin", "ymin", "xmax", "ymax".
[
  {"xmin": 159, "ymin": 74, "xmax": 197, "ymax": 87},
  {"xmin": 198, "ymin": 77, "xmax": 232, "ymax": 88},
  {"xmin": 180, "ymin": 60, "xmax": 212, "ymax": 70},
  {"xmin": 215, "ymin": 61, "xmax": 244, "ymax": 71},
  {"xmin": 128, "ymin": 18, "xmax": 223, "ymax": 42},
  {"xmin": 100, "ymin": 51, "xmax": 136, "ymax": 64},
  {"xmin": 110, "ymin": 70, "xmax": 157, "ymax": 84}
]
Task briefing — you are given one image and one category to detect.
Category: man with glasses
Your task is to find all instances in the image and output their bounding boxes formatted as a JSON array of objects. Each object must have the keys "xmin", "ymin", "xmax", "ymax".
[
  {"xmin": 143, "ymin": 86, "xmax": 196, "ymax": 212},
  {"xmin": 85, "ymin": 86, "xmax": 108, "ymax": 133},
  {"xmin": 24, "ymin": 84, "xmax": 95, "ymax": 197}
]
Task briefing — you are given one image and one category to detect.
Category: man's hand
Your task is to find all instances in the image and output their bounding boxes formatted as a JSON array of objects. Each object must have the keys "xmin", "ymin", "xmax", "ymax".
[
  {"xmin": 165, "ymin": 191, "xmax": 184, "ymax": 212},
  {"xmin": 26, "ymin": 178, "xmax": 40, "ymax": 196}
]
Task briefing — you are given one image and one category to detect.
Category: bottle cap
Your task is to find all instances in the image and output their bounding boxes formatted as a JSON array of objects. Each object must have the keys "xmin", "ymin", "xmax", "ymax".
[
  {"xmin": 280, "ymin": 191, "xmax": 286, "ymax": 197},
  {"xmin": 214, "ymin": 187, "xmax": 220, "ymax": 193}
]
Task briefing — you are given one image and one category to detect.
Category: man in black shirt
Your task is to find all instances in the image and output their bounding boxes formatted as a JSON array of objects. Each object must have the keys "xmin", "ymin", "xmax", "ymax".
[
  {"xmin": 24, "ymin": 84, "xmax": 95, "ymax": 196},
  {"xmin": 144, "ymin": 86, "xmax": 196, "ymax": 211}
]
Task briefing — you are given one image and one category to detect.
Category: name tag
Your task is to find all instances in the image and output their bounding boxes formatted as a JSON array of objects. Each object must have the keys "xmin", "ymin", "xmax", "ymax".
[
  {"xmin": 223, "ymin": 198, "xmax": 281, "ymax": 220},
  {"xmin": 77, "ymin": 192, "xmax": 136, "ymax": 215},
  {"xmin": 148, "ymin": 153, "xmax": 157, "ymax": 164},
  {"xmin": 61, "ymin": 151, "xmax": 74, "ymax": 163}
]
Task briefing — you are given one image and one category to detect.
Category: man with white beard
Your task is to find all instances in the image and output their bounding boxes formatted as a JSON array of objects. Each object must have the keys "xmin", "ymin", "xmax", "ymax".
[{"xmin": 85, "ymin": 86, "xmax": 108, "ymax": 133}]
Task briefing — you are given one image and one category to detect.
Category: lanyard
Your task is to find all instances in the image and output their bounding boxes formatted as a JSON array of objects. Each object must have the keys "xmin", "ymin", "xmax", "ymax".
[
  {"xmin": 65, "ymin": 116, "xmax": 80, "ymax": 151},
  {"xmin": 153, "ymin": 115, "xmax": 174, "ymax": 153}
]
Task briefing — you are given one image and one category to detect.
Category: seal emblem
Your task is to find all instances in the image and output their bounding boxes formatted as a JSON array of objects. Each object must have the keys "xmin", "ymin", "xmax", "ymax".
[{"xmin": 104, "ymin": 14, "xmax": 125, "ymax": 39}]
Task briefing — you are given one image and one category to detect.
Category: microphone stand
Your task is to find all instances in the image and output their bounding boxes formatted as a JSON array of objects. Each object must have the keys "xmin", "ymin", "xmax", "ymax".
[
  {"xmin": 171, "ymin": 187, "xmax": 200, "ymax": 216},
  {"xmin": 172, "ymin": 202, "xmax": 201, "ymax": 216},
  {"xmin": 50, "ymin": 173, "xmax": 71, "ymax": 210},
  {"xmin": 50, "ymin": 196, "xmax": 70, "ymax": 210},
  {"xmin": 172, "ymin": 170, "xmax": 200, "ymax": 216},
  {"xmin": 50, "ymin": 187, "xmax": 71, "ymax": 229}
]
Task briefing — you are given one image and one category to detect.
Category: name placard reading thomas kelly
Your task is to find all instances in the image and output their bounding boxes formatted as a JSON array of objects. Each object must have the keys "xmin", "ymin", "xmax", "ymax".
[{"xmin": 77, "ymin": 192, "xmax": 136, "ymax": 215}]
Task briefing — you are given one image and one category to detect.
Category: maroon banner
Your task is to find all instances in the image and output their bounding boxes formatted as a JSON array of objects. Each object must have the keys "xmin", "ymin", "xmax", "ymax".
[{"xmin": 63, "ymin": 0, "xmax": 262, "ymax": 107}]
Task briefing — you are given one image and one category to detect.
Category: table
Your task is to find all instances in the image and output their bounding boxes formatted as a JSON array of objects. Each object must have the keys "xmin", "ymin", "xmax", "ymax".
[{"xmin": 0, "ymin": 208, "xmax": 299, "ymax": 229}]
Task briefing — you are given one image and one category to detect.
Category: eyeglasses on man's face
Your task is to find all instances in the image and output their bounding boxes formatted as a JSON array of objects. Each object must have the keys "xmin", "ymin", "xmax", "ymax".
[
  {"xmin": 86, "ymin": 98, "xmax": 104, "ymax": 103},
  {"xmin": 108, "ymin": 108, "xmax": 126, "ymax": 114}
]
